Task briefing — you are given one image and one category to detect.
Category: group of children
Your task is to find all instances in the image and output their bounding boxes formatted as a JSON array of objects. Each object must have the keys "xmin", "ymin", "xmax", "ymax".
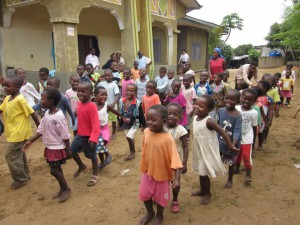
[{"xmin": 0, "ymin": 61, "xmax": 297, "ymax": 225}]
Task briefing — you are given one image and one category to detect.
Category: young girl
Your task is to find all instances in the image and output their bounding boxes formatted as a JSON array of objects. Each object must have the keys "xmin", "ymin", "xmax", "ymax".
[
  {"xmin": 164, "ymin": 79, "xmax": 188, "ymax": 127},
  {"xmin": 121, "ymin": 68, "xmax": 134, "ymax": 98},
  {"xmin": 65, "ymin": 75, "xmax": 80, "ymax": 136},
  {"xmin": 165, "ymin": 103, "xmax": 188, "ymax": 213},
  {"xmin": 23, "ymin": 88, "xmax": 71, "ymax": 202},
  {"xmin": 217, "ymin": 90, "xmax": 242, "ymax": 188},
  {"xmin": 191, "ymin": 95, "xmax": 238, "ymax": 205},
  {"xmin": 94, "ymin": 86, "xmax": 123, "ymax": 169},
  {"xmin": 139, "ymin": 105, "xmax": 182, "ymax": 225},
  {"xmin": 194, "ymin": 71, "xmax": 212, "ymax": 97},
  {"xmin": 280, "ymin": 70, "xmax": 294, "ymax": 107}
]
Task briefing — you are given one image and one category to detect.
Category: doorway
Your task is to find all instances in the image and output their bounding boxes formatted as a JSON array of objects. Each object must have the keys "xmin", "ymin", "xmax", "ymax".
[{"xmin": 77, "ymin": 35, "xmax": 100, "ymax": 65}]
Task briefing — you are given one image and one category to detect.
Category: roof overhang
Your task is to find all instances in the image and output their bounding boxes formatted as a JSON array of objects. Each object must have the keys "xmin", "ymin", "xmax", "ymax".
[
  {"xmin": 178, "ymin": 0, "xmax": 202, "ymax": 10},
  {"xmin": 177, "ymin": 16, "xmax": 218, "ymax": 31}
]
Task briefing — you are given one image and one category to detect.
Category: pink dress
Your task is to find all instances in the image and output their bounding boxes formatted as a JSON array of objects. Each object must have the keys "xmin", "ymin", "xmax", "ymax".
[
  {"xmin": 210, "ymin": 58, "xmax": 225, "ymax": 80},
  {"xmin": 168, "ymin": 93, "xmax": 188, "ymax": 126},
  {"xmin": 121, "ymin": 79, "xmax": 135, "ymax": 98}
]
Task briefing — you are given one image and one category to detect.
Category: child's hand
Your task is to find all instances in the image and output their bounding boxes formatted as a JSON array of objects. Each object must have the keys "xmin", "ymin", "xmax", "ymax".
[
  {"xmin": 22, "ymin": 141, "xmax": 33, "ymax": 152},
  {"xmin": 88, "ymin": 141, "xmax": 96, "ymax": 148},
  {"xmin": 65, "ymin": 147, "xmax": 73, "ymax": 159},
  {"xmin": 172, "ymin": 178, "xmax": 180, "ymax": 191},
  {"xmin": 181, "ymin": 164, "xmax": 187, "ymax": 174},
  {"xmin": 229, "ymin": 145, "xmax": 239, "ymax": 152},
  {"xmin": 123, "ymin": 118, "xmax": 130, "ymax": 123},
  {"xmin": 110, "ymin": 103, "xmax": 116, "ymax": 109}
]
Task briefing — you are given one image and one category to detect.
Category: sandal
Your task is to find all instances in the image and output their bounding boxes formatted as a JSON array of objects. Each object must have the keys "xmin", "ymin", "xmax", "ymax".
[
  {"xmin": 171, "ymin": 201, "xmax": 180, "ymax": 213},
  {"xmin": 87, "ymin": 175, "xmax": 99, "ymax": 186},
  {"xmin": 98, "ymin": 163, "xmax": 106, "ymax": 170},
  {"xmin": 104, "ymin": 155, "xmax": 112, "ymax": 165}
]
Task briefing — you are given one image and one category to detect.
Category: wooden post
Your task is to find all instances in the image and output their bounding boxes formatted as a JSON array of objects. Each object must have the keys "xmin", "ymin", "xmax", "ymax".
[{"xmin": 292, "ymin": 106, "xmax": 300, "ymax": 118}]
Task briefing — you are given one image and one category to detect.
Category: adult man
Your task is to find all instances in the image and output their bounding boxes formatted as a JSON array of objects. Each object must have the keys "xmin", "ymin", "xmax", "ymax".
[
  {"xmin": 136, "ymin": 50, "xmax": 152, "ymax": 69},
  {"xmin": 235, "ymin": 62, "xmax": 258, "ymax": 88},
  {"xmin": 85, "ymin": 48, "xmax": 99, "ymax": 68}
]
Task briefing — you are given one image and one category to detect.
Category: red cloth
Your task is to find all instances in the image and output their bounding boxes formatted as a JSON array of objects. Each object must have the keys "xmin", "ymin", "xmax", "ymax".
[
  {"xmin": 77, "ymin": 101, "xmax": 101, "ymax": 143},
  {"xmin": 236, "ymin": 144, "xmax": 252, "ymax": 169},
  {"xmin": 209, "ymin": 58, "xmax": 225, "ymax": 80},
  {"xmin": 44, "ymin": 148, "xmax": 66, "ymax": 162}
]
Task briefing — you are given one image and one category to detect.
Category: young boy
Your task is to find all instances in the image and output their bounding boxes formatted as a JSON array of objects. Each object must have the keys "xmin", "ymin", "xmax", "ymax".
[
  {"xmin": 184, "ymin": 62, "xmax": 196, "ymax": 85},
  {"xmin": 136, "ymin": 68, "xmax": 149, "ymax": 130},
  {"xmin": 131, "ymin": 61, "xmax": 140, "ymax": 81},
  {"xmin": 77, "ymin": 64, "xmax": 90, "ymax": 83},
  {"xmin": 142, "ymin": 80, "xmax": 161, "ymax": 118},
  {"xmin": 223, "ymin": 70, "xmax": 232, "ymax": 90},
  {"xmin": 155, "ymin": 66, "xmax": 168, "ymax": 101},
  {"xmin": 71, "ymin": 81, "xmax": 101, "ymax": 186},
  {"xmin": 111, "ymin": 61, "xmax": 121, "ymax": 86},
  {"xmin": 165, "ymin": 69, "xmax": 175, "ymax": 98},
  {"xmin": 119, "ymin": 84, "xmax": 140, "ymax": 161},
  {"xmin": 0, "ymin": 76, "xmax": 39, "ymax": 189},
  {"xmin": 37, "ymin": 67, "xmax": 49, "ymax": 95},
  {"xmin": 235, "ymin": 88, "xmax": 258, "ymax": 185},
  {"xmin": 181, "ymin": 74, "xmax": 197, "ymax": 138},
  {"xmin": 98, "ymin": 69, "xmax": 120, "ymax": 139}
]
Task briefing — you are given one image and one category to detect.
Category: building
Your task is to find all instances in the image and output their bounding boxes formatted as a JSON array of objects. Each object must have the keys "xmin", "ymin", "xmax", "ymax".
[{"xmin": 0, "ymin": 0, "xmax": 216, "ymax": 89}]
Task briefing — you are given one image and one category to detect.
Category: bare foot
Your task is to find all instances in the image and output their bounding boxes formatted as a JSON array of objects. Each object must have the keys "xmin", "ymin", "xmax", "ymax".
[
  {"xmin": 73, "ymin": 165, "xmax": 87, "ymax": 177},
  {"xmin": 152, "ymin": 215, "xmax": 163, "ymax": 225},
  {"xmin": 58, "ymin": 188, "xmax": 71, "ymax": 203},
  {"xmin": 124, "ymin": 153, "xmax": 135, "ymax": 161},
  {"xmin": 244, "ymin": 176, "xmax": 252, "ymax": 186},
  {"xmin": 52, "ymin": 190, "xmax": 63, "ymax": 199},
  {"xmin": 257, "ymin": 146, "xmax": 263, "ymax": 151},
  {"xmin": 224, "ymin": 181, "xmax": 233, "ymax": 189},
  {"xmin": 191, "ymin": 190, "xmax": 204, "ymax": 196},
  {"xmin": 140, "ymin": 212, "xmax": 155, "ymax": 225},
  {"xmin": 201, "ymin": 194, "xmax": 211, "ymax": 205},
  {"xmin": 111, "ymin": 134, "xmax": 117, "ymax": 140}
]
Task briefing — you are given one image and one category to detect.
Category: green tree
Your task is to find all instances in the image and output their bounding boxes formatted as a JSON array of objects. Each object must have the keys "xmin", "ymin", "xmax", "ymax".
[
  {"xmin": 208, "ymin": 26, "xmax": 224, "ymax": 54},
  {"xmin": 265, "ymin": 23, "xmax": 284, "ymax": 49},
  {"xmin": 222, "ymin": 44, "xmax": 234, "ymax": 66},
  {"xmin": 233, "ymin": 44, "xmax": 254, "ymax": 56},
  {"xmin": 221, "ymin": 13, "xmax": 244, "ymax": 45},
  {"xmin": 248, "ymin": 49, "xmax": 260, "ymax": 64}
]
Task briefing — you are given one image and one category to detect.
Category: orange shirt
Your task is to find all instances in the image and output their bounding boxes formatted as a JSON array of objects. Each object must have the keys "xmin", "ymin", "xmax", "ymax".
[
  {"xmin": 140, "ymin": 129, "xmax": 183, "ymax": 181},
  {"xmin": 131, "ymin": 68, "xmax": 140, "ymax": 81},
  {"xmin": 142, "ymin": 94, "xmax": 161, "ymax": 116}
]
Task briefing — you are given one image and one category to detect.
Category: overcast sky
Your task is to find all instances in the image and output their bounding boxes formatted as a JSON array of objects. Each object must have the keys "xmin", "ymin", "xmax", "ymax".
[{"xmin": 188, "ymin": 0, "xmax": 293, "ymax": 48}]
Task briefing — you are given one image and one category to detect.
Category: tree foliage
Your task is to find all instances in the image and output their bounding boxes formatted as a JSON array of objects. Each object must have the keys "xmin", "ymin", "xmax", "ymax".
[
  {"xmin": 265, "ymin": 23, "xmax": 284, "ymax": 49},
  {"xmin": 248, "ymin": 49, "xmax": 260, "ymax": 64},
  {"xmin": 233, "ymin": 44, "xmax": 254, "ymax": 56},
  {"xmin": 208, "ymin": 27, "xmax": 224, "ymax": 54},
  {"xmin": 222, "ymin": 44, "xmax": 234, "ymax": 66},
  {"xmin": 221, "ymin": 13, "xmax": 244, "ymax": 45}
]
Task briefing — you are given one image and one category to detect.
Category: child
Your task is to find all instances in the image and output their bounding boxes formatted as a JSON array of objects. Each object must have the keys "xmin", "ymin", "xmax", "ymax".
[
  {"xmin": 131, "ymin": 61, "xmax": 140, "ymax": 81},
  {"xmin": 181, "ymin": 74, "xmax": 197, "ymax": 138},
  {"xmin": 264, "ymin": 75, "xmax": 281, "ymax": 118},
  {"xmin": 111, "ymin": 61, "xmax": 121, "ymax": 85},
  {"xmin": 194, "ymin": 71, "xmax": 212, "ymax": 97},
  {"xmin": 136, "ymin": 68, "xmax": 149, "ymax": 130},
  {"xmin": 98, "ymin": 69, "xmax": 120, "ymax": 139},
  {"xmin": 118, "ymin": 63, "xmax": 125, "ymax": 82},
  {"xmin": 65, "ymin": 75, "xmax": 80, "ymax": 136},
  {"xmin": 223, "ymin": 70, "xmax": 232, "ymax": 90},
  {"xmin": 280, "ymin": 70, "xmax": 294, "ymax": 107},
  {"xmin": 77, "ymin": 64, "xmax": 90, "ymax": 83},
  {"xmin": 164, "ymin": 79, "xmax": 188, "ymax": 128},
  {"xmin": 37, "ymin": 67, "xmax": 49, "ymax": 95},
  {"xmin": 165, "ymin": 69, "xmax": 175, "ymax": 98},
  {"xmin": 142, "ymin": 80, "xmax": 161, "ymax": 118},
  {"xmin": 71, "ymin": 81, "xmax": 100, "ymax": 186},
  {"xmin": 121, "ymin": 68, "xmax": 134, "ymax": 98},
  {"xmin": 256, "ymin": 80, "xmax": 272, "ymax": 151},
  {"xmin": 184, "ymin": 62, "xmax": 196, "ymax": 85},
  {"xmin": 0, "ymin": 76, "xmax": 39, "ymax": 189},
  {"xmin": 235, "ymin": 88, "xmax": 258, "ymax": 185},
  {"xmin": 211, "ymin": 72, "xmax": 228, "ymax": 109},
  {"xmin": 119, "ymin": 84, "xmax": 140, "ymax": 161},
  {"xmin": 191, "ymin": 95, "xmax": 237, "ymax": 204},
  {"xmin": 282, "ymin": 62, "xmax": 296, "ymax": 81},
  {"xmin": 165, "ymin": 103, "xmax": 188, "ymax": 213},
  {"xmin": 22, "ymin": 88, "xmax": 71, "ymax": 202},
  {"xmin": 155, "ymin": 66, "xmax": 168, "ymax": 101},
  {"xmin": 94, "ymin": 86, "xmax": 123, "ymax": 169},
  {"xmin": 85, "ymin": 63, "xmax": 100, "ymax": 83},
  {"xmin": 217, "ymin": 90, "xmax": 242, "ymax": 188},
  {"xmin": 15, "ymin": 68, "xmax": 40, "ymax": 107},
  {"xmin": 236, "ymin": 80, "xmax": 249, "ymax": 94},
  {"xmin": 139, "ymin": 105, "xmax": 182, "ymax": 225}
]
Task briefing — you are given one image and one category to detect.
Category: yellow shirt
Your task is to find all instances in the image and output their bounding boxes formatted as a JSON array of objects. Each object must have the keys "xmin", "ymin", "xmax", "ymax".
[
  {"xmin": 280, "ymin": 77, "xmax": 294, "ymax": 91},
  {"xmin": 0, "ymin": 94, "xmax": 34, "ymax": 142},
  {"xmin": 267, "ymin": 87, "xmax": 280, "ymax": 103}
]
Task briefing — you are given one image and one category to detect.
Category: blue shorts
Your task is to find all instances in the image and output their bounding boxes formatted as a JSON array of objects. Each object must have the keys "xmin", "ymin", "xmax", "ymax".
[{"xmin": 71, "ymin": 136, "xmax": 97, "ymax": 160}]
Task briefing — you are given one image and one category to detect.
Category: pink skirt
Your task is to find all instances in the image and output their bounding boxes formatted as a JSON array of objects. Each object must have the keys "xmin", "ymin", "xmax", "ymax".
[
  {"xmin": 44, "ymin": 148, "xmax": 67, "ymax": 162},
  {"xmin": 101, "ymin": 124, "xmax": 111, "ymax": 143},
  {"xmin": 281, "ymin": 90, "xmax": 292, "ymax": 98}
]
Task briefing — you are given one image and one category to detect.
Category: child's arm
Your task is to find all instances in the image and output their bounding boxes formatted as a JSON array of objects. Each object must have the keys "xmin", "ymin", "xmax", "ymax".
[
  {"xmin": 63, "ymin": 139, "xmax": 72, "ymax": 159},
  {"xmin": 63, "ymin": 97, "xmax": 76, "ymax": 126},
  {"xmin": 172, "ymin": 168, "xmax": 181, "ymax": 192},
  {"xmin": 180, "ymin": 134, "xmax": 189, "ymax": 174},
  {"xmin": 31, "ymin": 112, "xmax": 40, "ymax": 127},
  {"xmin": 111, "ymin": 93, "xmax": 120, "ymax": 108},
  {"xmin": 107, "ymin": 105, "xmax": 123, "ymax": 118},
  {"xmin": 22, "ymin": 133, "xmax": 42, "ymax": 151},
  {"xmin": 267, "ymin": 102, "xmax": 274, "ymax": 127},
  {"xmin": 291, "ymin": 84, "xmax": 294, "ymax": 94},
  {"xmin": 192, "ymin": 76, "xmax": 196, "ymax": 86},
  {"xmin": 259, "ymin": 106, "xmax": 267, "ymax": 128},
  {"xmin": 207, "ymin": 118, "xmax": 239, "ymax": 151}
]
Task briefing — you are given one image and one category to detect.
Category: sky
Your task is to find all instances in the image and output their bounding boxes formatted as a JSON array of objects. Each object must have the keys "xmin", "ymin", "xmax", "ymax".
[{"xmin": 188, "ymin": 0, "xmax": 293, "ymax": 48}]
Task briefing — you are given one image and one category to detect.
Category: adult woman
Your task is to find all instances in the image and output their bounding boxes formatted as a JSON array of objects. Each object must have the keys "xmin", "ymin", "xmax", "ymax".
[
  {"xmin": 102, "ymin": 53, "xmax": 117, "ymax": 70},
  {"xmin": 209, "ymin": 48, "xmax": 226, "ymax": 84}
]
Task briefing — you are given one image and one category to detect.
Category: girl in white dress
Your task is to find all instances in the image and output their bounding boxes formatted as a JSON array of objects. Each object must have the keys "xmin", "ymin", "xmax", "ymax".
[{"xmin": 191, "ymin": 95, "xmax": 238, "ymax": 205}]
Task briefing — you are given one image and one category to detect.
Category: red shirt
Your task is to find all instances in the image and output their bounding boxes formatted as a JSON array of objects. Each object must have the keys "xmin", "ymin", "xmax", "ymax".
[
  {"xmin": 210, "ymin": 58, "xmax": 224, "ymax": 80},
  {"xmin": 77, "ymin": 101, "xmax": 100, "ymax": 143}
]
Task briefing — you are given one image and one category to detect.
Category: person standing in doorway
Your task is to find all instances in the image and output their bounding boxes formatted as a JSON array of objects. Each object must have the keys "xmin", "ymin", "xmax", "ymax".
[
  {"xmin": 85, "ymin": 47, "xmax": 99, "ymax": 69},
  {"xmin": 136, "ymin": 50, "xmax": 152, "ymax": 69}
]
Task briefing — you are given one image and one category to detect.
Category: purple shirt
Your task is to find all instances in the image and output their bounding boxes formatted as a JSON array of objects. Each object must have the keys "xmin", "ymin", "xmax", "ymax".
[{"xmin": 169, "ymin": 93, "xmax": 188, "ymax": 126}]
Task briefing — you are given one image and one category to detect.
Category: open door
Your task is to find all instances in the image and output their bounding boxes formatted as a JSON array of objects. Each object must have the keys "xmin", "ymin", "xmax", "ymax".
[{"xmin": 78, "ymin": 35, "xmax": 100, "ymax": 65}]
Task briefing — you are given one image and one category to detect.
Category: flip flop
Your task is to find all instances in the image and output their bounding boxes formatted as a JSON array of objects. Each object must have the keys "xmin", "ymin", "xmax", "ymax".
[
  {"xmin": 104, "ymin": 155, "xmax": 112, "ymax": 165},
  {"xmin": 87, "ymin": 175, "xmax": 99, "ymax": 186},
  {"xmin": 171, "ymin": 201, "xmax": 180, "ymax": 213},
  {"xmin": 98, "ymin": 163, "xmax": 106, "ymax": 170}
]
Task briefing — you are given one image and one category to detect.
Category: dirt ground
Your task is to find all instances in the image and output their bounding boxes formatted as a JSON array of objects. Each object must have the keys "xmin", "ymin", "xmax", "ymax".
[{"xmin": 0, "ymin": 67, "xmax": 299, "ymax": 225}]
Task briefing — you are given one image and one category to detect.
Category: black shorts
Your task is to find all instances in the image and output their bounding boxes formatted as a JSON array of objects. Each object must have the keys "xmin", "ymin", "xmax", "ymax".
[{"xmin": 71, "ymin": 136, "xmax": 97, "ymax": 160}]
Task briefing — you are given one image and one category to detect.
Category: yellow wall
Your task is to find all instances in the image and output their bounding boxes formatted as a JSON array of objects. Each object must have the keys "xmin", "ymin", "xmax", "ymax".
[
  {"xmin": 78, "ymin": 7, "xmax": 121, "ymax": 67},
  {"xmin": 152, "ymin": 23, "xmax": 167, "ymax": 65},
  {"xmin": 1, "ymin": 4, "xmax": 54, "ymax": 71}
]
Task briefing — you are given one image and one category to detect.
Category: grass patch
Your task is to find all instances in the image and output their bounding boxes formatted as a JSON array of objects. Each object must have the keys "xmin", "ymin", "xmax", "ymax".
[{"xmin": 290, "ymin": 157, "xmax": 300, "ymax": 164}]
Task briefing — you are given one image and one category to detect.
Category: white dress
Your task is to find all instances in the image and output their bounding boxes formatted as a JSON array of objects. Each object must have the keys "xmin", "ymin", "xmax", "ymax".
[{"xmin": 192, "ymin": 115, "xmax": 226, "ymax": 178}]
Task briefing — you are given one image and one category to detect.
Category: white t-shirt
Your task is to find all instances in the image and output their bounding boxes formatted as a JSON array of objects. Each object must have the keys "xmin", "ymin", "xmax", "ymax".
[
  {"xmin": 20, "ymin": 82, "xmax": 40, "ymax": 107},
  {"xmin": 85, "ymin": 54, "xmax": 99, "ymax": 68},
  {"xmin": 97, "ymin": 81, "xmax": 119, "ymax": 106},
  {"xmin": 236, "ymin": 105, "xmax": 258, "ymax": 144},
  {"xmin": 180, "ymin": 53, "xmax": 189, "ymax": 62},
  {"xmin": 97, "ymin": 103, "xmax": 108, "ymax": 126}
]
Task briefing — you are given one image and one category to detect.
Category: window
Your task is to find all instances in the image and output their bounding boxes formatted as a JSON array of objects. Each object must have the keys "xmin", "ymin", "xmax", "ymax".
[
  {"xmin": 153, "ymin": 39, "xmax": 162, "ymax": 64},
  {"xmin": 191, "ymin": 42, "xmax": 201, "ymax": 60}
]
